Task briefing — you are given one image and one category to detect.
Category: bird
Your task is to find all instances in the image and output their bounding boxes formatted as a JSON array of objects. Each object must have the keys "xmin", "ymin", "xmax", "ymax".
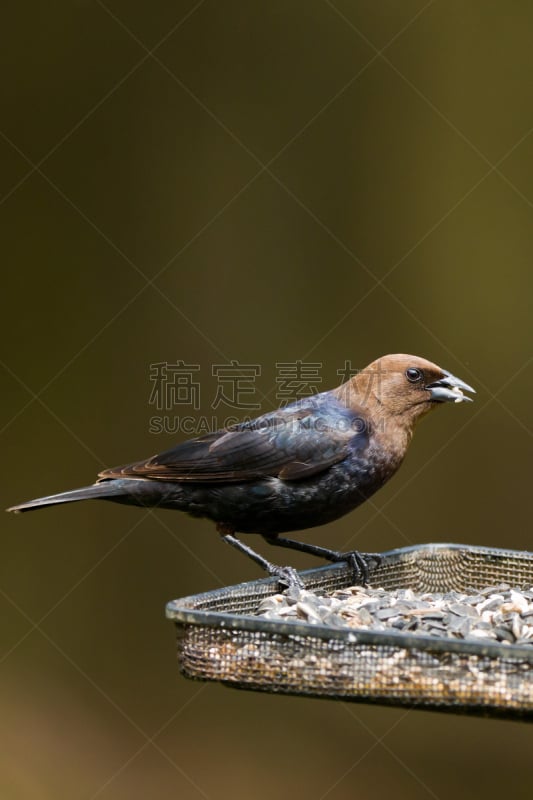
[{"xmin": 7, "ymin": 354, "xmax": 474, "ymax": 586}]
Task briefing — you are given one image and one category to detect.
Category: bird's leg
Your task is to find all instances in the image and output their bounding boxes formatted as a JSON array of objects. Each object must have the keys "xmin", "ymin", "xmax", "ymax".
[
  {"xmin": 216, "ymin": 524, "xmax": 304, "ymax": 589},
  {"xmin": 262, "ymin": 534, "xmax": 381, "ymax": 586}
]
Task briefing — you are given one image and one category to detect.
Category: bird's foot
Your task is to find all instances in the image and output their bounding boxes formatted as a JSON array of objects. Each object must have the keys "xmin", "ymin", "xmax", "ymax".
[
  {"xmin": 217, "ymin": 526, "xmax": 305, "ymax": 589},
  {"xmin": 268, "ymin": 564, "xmax": 305, "ymax": 591},
  {"xmin": 329, "ymin": 550, "xmax": 382, "ymax": 586}
]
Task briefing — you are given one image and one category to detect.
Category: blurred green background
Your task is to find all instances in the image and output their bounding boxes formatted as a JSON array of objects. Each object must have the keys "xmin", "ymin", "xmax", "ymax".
[{"xmin": 2, "ymin": 1, "xmax": 532, "ymax": 798}]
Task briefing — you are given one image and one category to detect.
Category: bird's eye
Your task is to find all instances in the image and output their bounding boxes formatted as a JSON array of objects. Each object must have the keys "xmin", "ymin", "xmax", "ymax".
[{"xmin": 405, "ymin": 367, "xmax": 423, "ymax": 383}]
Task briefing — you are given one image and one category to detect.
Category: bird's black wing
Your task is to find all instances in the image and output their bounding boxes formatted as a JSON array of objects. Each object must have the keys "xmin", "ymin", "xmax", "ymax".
[{"xmin": 99, "ymin": 404, "xmax": 367, "ymax": 484}]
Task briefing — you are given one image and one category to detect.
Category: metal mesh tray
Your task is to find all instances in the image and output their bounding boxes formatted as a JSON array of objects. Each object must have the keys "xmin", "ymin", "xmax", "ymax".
[{"xmin": 166, "ymin": 543, "xmax": 533, "ymax": 720}]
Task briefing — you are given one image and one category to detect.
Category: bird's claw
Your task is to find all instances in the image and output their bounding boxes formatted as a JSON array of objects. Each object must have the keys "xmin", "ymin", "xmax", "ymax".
[
  {"xmin": 330, "ymin": 550, "xmax": 382, "ymax": 585},
  {"xmin": 269, "ymin": 565, "xmax": 305, "ymax": 590}
]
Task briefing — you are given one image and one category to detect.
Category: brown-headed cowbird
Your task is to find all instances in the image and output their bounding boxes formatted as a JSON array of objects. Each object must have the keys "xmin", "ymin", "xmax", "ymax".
[{"xmin": 8, "ymin": 354, "xmax": 474, "ymax": 585}]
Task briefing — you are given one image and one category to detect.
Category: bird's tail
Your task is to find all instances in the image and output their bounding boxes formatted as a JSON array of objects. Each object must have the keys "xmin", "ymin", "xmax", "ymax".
[{"xmin": 7, "ymin": 481, "xmax": 127, "ymax": 513}]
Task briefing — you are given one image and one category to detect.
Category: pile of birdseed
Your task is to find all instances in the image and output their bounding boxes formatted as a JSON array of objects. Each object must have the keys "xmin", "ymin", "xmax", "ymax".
[{"xmin": 256, "ymin": 583, "xmax": 533, "ymax": 646}]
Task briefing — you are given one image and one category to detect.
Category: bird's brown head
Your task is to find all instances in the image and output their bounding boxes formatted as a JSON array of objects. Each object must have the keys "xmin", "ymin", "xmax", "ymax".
[{"xmin": 336, "ymin": 354, "xmax": 475, "ymax": 431}]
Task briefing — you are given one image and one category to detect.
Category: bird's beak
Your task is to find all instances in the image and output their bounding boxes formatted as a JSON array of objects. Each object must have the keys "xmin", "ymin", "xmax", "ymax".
[{"xmin": 426, "ymin": 370, "xmax": 476, "ymax": 403}]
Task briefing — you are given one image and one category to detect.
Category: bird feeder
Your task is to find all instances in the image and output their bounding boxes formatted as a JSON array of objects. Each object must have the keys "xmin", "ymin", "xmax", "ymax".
[{"xmin": 166, "ymin": 543, "xmax": 533, "ymax": 720}]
